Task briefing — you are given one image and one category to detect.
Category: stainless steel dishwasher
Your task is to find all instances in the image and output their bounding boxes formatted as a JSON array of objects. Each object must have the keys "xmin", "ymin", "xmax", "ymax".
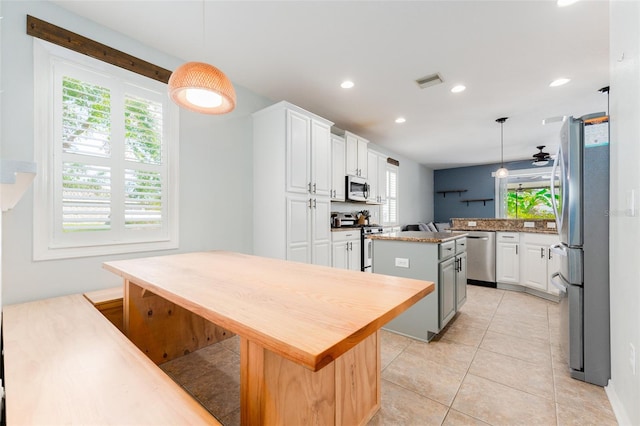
[{"xmin": 465, "ymin": 231, "xmax": 496, "ymax": 285}]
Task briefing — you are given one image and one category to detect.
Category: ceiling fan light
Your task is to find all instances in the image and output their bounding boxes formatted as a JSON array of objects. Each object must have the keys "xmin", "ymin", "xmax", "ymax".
[
  {"xmin": 168, "ymin": 62, "xmax": 236, "ymax": 114},
  {"xmin": 532, "ymin": 159, "xmax": 549, "ymax": 167}
]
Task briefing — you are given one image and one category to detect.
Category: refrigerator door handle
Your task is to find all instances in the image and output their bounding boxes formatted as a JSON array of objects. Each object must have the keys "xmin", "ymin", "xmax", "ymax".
[
  {"xmin": 550, "ymin": 243, "xmax": 567, "ymax": 257},
  {"xmin": 550, "ymin": 143, "xmax": 563, "ymax": 232},
  {"xmin": 550, "ymin": 272, "xmax": 567, "ymax": 293}
]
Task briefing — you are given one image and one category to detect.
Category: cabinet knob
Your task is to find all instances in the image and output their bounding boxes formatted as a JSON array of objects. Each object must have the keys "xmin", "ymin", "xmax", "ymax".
[
  {"xmin": 313, "ymin": 199, "xmax": 317, "ymax": 208},
  {"xmin": 308, "ymin": 198, "xmax": 312, "ymax": 208},
  {"xmin": 313, "ymin": 183, "xmax": 317, "ymax": 194},
  {"xmin": 308, "ymin": 182, "xmax": 312, "ymax": 193},
  {"xmin": 540, "ymin": 247, "xmax": 545, "ymax": 258}
]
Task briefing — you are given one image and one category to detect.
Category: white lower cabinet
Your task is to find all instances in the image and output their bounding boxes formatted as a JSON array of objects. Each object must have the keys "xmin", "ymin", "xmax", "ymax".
[
  {"xmin": 496, "ymin": 232, "xmax": 520, "ymax": 284},
  {"xmin": 331, "ymin": 230, "xmax": 361, "ymax": 271},
  {"xmin": 287, "ymin": 195, "xmax": 331, "ymax": 266},
  {"xmin": 496, "ymin": 232, "xmax": 560, "ymax": 297}
]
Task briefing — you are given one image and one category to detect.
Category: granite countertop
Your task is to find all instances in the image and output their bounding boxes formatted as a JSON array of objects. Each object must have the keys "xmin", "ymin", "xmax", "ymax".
[
  {"xmin": 450, "ymin": 218, "xmax": 558, "ymax": 234},
  {"xmin": 331, "ymin": 227, "xmax": 362, "ymax": 232},
  {"xmin": 369, "ymin": 231, "xmax": 468, "ymax": 243}
]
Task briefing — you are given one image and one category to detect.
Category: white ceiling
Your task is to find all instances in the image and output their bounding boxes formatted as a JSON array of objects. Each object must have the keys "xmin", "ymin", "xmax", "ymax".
[{"xmin": 51, "ymin": 0, "xmax": 610, "ymax": 170}]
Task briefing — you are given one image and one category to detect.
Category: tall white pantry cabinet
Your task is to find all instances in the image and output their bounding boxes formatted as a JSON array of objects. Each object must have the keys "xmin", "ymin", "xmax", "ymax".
[{"xmin": 253, "ymin": 101, "xmax": 334, "ymax": 265}]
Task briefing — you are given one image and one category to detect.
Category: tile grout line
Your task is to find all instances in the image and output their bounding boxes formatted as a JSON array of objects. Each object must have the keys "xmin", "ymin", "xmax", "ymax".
[
  {"xmin": 547, "ymin": 304, "xmax": 561, "ymax": 426},
  {"xmin": 443, "ymin": 287, "xmax": 506, "ymax": 426}
]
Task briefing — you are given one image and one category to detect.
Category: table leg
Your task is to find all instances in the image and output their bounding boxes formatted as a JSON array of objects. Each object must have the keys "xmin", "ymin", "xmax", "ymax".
[{"xmin": 240, "ymin": 331, "xmax": 380, "ymax": 426}]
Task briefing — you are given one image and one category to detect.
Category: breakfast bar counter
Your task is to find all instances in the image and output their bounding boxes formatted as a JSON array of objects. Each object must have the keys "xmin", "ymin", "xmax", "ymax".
[{"xmin": 104, "ymin": 251, "xmax": 433, "ymax": 425}]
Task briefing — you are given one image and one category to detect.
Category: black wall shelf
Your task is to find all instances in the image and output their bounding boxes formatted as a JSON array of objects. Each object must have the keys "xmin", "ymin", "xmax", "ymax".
[
  {"xmin": 460, "ymin": 198, "xmax": 494, "ymax": 206},
  {"xmin": 436, "ymin": 189, "xmax": 468, "ymax": 198}
]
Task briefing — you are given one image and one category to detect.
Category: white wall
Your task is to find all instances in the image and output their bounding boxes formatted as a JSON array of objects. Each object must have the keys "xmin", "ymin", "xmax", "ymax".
[
  {"xmin": 608, "ymin": 2, "xmax": 640, "ymax": 424},
  {"xmin": 0, "ymin": 1, "xmax": 272, "ymax": 304}
]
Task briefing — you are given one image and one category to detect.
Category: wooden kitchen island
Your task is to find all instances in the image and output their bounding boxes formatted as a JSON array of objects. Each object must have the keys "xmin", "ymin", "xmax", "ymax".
[{"xmin": 104, "ymin": 251, "xmax": 433, "ymax": 425}]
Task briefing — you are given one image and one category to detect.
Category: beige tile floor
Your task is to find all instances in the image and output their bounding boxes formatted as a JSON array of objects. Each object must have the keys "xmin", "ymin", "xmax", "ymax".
[{"xmin": 160, "ymin": 285, "xmax": 617, "ymax": 425}]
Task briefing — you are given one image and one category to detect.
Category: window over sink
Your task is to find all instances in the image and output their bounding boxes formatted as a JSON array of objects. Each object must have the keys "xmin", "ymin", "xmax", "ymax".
[{"xmin": 494, "ymin": 167, "xmax": 560, "ymax": 219}]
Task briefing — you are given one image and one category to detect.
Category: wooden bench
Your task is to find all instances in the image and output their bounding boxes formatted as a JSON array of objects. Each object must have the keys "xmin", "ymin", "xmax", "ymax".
[
  {"xmin": 2, "ymin": 294, "xmax": 221, "ymax": 425},
  {"xmin": 84, "ymin": 286, "xmax": 124, "ymax": 332}
]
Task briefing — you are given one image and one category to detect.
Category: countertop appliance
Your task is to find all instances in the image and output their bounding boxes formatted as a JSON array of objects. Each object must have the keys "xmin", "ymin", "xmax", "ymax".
[
  {"xmin": 361, "ymin": 225, "xmax": 384, "ymax": 272},
  {"xmin": 346, "ymin": 176, "xmax": 369, "ymax": 202},
  {"xmin": 550, "ymin": 114, "xmax": 610, "ymax": 386},
  {"xmin": 332, "ymin": 212, "xmax": 356, "ymax": 227},
  {"xmin": 465, "ymin": 231, "xmax": 496, "ymax": 285}
]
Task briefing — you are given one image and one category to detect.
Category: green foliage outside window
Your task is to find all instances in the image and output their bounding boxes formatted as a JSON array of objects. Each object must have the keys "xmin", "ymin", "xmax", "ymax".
[{"xmin": 506, "ymin": 187, "xmax": 559, "ymax": 219}]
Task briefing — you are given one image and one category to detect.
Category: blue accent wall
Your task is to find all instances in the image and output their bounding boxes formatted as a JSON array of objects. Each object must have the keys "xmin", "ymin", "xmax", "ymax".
[{"xmin": 434, "ymin": 160, "xmax": 535, "ymax": 222}]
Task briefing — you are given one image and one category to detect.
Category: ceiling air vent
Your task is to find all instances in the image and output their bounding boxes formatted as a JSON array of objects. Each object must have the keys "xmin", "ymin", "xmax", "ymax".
[{"xmin": 416, "ymin": 73, "xmax": 444, "ymax": 89}]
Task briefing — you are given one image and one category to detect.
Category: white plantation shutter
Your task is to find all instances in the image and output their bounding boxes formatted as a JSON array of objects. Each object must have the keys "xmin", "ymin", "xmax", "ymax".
[
  {"xmin": 62, "ymin": 162, "xmax": 111, "ymax": 232},
  {"xmin": 34, "ymin": 40, "xmax": 178, "ymax": 260},
  {"xmin": 383, "ymin": 164, "xmax": 399, "ymax": 225},
  {"xmin": 124, "ymin": 169, "xmax": 163, "ymax": 230}
]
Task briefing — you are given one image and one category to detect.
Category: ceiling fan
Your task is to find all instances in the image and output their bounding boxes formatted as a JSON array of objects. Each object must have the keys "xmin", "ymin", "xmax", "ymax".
[{"xmin": 532, "ymin": 145, "xmax": 551, "ymax": 166}]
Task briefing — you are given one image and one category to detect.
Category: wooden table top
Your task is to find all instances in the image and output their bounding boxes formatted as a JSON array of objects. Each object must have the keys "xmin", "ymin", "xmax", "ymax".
[{"xmin": 104, "ymin": 251, "xmax": 433, "ymax": 371}]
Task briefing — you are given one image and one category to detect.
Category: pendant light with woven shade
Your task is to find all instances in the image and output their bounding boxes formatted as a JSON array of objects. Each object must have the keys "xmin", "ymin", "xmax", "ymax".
[
  {"xmin": 495, "ymin": 117, "xmax": 509, "ymax": 178},
  {"xmin": 167, "ymin": 1, "xmax": 236, "ymax": 115},
  {"xmin": 168, "ymin": 62, "xmax": 236, "ymax": 114}
]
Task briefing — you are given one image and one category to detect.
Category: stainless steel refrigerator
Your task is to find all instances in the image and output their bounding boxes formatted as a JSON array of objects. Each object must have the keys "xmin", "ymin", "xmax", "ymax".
[{"xmin": 550, "ymin": 113, "xmax": 610, "ymax": 386}]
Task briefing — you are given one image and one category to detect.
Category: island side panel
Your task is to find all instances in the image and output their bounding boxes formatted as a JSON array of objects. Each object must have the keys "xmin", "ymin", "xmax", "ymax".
[
  {"xmin": 125, "ymin": 280, "xmax": 233, "ymax": 364},
  {"xmin": 373, "ymin": 240, "xmax": 440, "ymax": 341}
]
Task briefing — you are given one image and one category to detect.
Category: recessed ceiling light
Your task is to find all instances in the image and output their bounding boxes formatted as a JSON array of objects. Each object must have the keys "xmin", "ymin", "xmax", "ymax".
[
  {"xmin": 550, "ymin": 78, "xmax": 571, "ymax": 87},
  {"xmin": 451, "ymin": 85, "xmax": 466, "ymax": 93},
  {"xmin": 341, "ymin": 81, "xmax": 354, "ymax": 89},
  {"xmin": 557, "ymin": 0, "xmax": 579, "ymax": 7},
  {"xmin": 395, "ymin": 117, "xmax": 406, "ymax": 124}
]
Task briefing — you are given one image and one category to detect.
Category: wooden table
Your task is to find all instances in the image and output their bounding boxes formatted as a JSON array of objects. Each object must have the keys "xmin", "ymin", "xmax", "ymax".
[{"xmin": 104, "ymin": 251, "xmax": 433, "ymax": 425}]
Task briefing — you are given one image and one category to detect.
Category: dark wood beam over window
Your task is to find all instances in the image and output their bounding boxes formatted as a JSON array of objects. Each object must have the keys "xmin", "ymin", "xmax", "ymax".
[{"xmin": 26, "ymin": 15, "xmax": 172, "ymax": 84}]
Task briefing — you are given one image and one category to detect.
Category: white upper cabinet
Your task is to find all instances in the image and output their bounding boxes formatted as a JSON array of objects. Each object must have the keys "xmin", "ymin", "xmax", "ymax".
[
  {"xmin": 367, "ymin": 150, "xmax": 379, "ymax": 203},
  {"xmin": 286, "ymin": 110, "xmax": 331, "ymax": 197},
  {"xmin": 331, "ymin": 134, "xmax": 346, "ymax": 201},
  {"xmin": 377, "ymin": 154, "xmax": 388, "ymax": 205},
  {"xmin": 345, "ymin": 131, "xmax": 368, "ymax": 178},
  {"xmin": 311, "ymin": 121, "xmax": 332, "ymax": 198},
  {"xmin": 286, "ymin": 110, "xmax": 312, "ymax": 194},
  {"xmin": 366, "ymin": 150, "xmax": 388, "ymax": 204}
]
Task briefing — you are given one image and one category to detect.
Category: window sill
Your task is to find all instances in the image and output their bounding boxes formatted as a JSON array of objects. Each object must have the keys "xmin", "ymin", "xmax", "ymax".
[{"xmin": 33, "ymin": 239, "xmax": 179, "ymax": 261}]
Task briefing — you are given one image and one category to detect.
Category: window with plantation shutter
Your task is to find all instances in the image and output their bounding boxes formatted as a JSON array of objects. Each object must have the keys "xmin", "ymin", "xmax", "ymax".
[
  {"xmin": 383, "ymin": 164, "xmax": 399, "ymax": 225},
  {"xmin": 34, "ymin": 40, "xmax": 179, "ymax": 260}
]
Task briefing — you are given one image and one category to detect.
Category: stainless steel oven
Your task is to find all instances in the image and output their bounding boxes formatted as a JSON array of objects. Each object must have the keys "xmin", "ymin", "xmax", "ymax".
[{"xmin": 361, "ymin": 226, "xmax": 383, "ymax": 272}]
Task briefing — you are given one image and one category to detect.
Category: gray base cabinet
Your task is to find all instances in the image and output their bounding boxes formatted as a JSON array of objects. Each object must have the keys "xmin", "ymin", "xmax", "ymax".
[{"xmin": 372, "ymin": 236, "xmax": 466, "ymax": 342}]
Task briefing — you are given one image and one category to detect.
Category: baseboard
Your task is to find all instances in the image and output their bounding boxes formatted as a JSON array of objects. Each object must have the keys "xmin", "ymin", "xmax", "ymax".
[
  {"xmin": 496, "ymin": 282, "xmax": 560, "ymax": 303},
  {"xmin": 605, "ymin": 379, "xmax": 633, "ymax": 425}
]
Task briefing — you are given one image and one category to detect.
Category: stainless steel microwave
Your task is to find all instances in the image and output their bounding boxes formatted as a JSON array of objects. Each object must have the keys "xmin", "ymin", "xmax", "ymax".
[{"xmin": 346, "ymin": 176, "xmax": 369, "ymax": 202}]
